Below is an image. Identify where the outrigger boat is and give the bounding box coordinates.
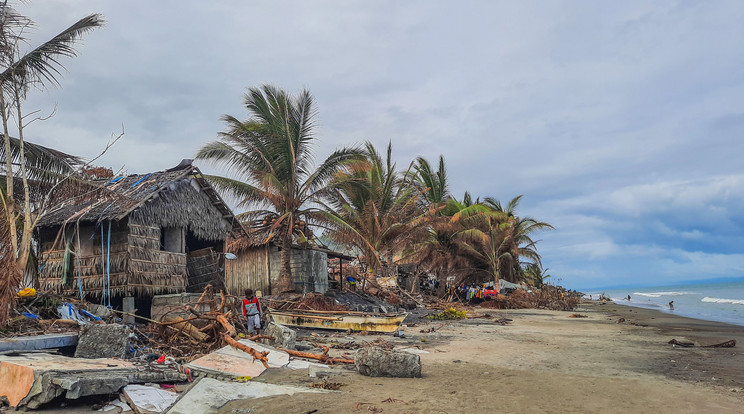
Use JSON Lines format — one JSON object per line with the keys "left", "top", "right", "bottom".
{"left": 268, "top": 308, "right": 407, "bottom": 333}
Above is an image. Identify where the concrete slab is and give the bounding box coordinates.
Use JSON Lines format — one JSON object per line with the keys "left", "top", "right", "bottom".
{"left": 217, "top": 340, "right": 290, "bottom": 368}
{"left": 0, "top": 333, "right": 78, "bottom": 352}
{"left": 0, "top": 353, "right": 186, "bottom": 409}
{"left": 186, "top": 340, "right": 290, "bottom": 378}
{"left": 166, "top": 377, "right": 323, "bottom": 414}
{"left": 122, "top": 384, "right": 178, "bottom": 414}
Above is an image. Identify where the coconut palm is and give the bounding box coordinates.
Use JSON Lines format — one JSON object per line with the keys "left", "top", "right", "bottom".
{"left": 454, "top": 196, "right": 553, "bottom": 285}
{"left": 196, "top": 85, "right": 362, "bottom": 292}
{"left": 321, "top": 141, "right": 430, "bottom": 280}
{"left": 413, "top": 154, "right": 449, "bottom": 207}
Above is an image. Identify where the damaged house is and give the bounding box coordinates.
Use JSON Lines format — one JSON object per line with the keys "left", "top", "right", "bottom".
{"left": 224, "top": 229, "right": 353, "bottom": 296}
{"left": 34, "top": 160, "right": 244, "bottom": 311}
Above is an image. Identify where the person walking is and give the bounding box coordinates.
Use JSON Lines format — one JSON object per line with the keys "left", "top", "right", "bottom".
{"left": 242, "top": 288, "right": 263, "bottom": 335}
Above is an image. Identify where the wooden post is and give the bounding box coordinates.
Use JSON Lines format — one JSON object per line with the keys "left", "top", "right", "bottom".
{"left": 122, "top": 296, "right": 135, "bottom": 324}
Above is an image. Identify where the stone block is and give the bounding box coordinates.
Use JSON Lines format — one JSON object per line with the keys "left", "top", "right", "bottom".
{"left": 355, "top": 347, "right": 422, "bottom": 378}
{"left": 74, "top": 324, "right": 131, "bottom": 359}
{"left": 263, "top": 322, "right": 296, "bottom": 349}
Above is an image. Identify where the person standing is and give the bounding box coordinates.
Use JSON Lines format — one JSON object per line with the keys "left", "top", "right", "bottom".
{"left": 242, "top": 288, "right": 262, "bottom": 335}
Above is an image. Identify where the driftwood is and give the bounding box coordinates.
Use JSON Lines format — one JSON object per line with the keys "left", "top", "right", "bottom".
{"left": 161, "top": 315, "right": 209, "bottom": 341}
{"left": 702, "top": 339, "right": 736, "bottom": 348}
{"left": 223, "top": 334, "right": 270, "bottom": 369}
{"left": 669, "top": 338, "right": 736, "bottom": 348}
{"left": 279, "top": 345, "right": 355, "bottom": 365}
{"left": 216, "top": 314, "right": 237, "bottom": 337}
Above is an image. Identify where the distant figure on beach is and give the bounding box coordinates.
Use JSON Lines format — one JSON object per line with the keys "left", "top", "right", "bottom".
{"left": 590, "top": 295, "right": 592, "bottom": 300}
{"left": 627, "top": 295, "right": 631, "bottom": 301}
{"left": 668, "top": 300, "right": 674, "bottom": 310}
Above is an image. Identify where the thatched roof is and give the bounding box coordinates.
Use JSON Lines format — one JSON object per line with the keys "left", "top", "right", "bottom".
{"left": 227, "top": 227, "right": 355, "bottom": 260}
{"left": 38, "top": 160, "right": 245, "bottom": 239}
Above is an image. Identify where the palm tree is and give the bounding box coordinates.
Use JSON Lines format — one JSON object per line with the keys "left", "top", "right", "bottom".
{"left": 454, "top": 195, "right": 553, "bottom": 286}
{"left": 321, "top": 141, "right": 430, "bottom": 281}
{"left": 196, "top": 85, "right": 362, "bottom": 292}
{"left": 0, "top": 1, "right": 103, "bottom": 323}
{"left": 413, "top": 155, "right": 449, "bottom": 207}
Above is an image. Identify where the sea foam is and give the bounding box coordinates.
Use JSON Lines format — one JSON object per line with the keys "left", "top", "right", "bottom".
{"left": 701, "top": 297, "right": 744, "bottom": 305}
{"left": 633, "top": 291, "right": 692, "bottom": 298}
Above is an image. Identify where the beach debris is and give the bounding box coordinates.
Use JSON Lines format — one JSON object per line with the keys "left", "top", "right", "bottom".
{"left": 0, "top": 333, "right": 78, "bottom": 353}
{"left": 569, "top": 313, "right": 588, "bottom": 318}
{"left": 666, "top": 338, "right": 733, "bottom": 348}
{"left": 0, "top": 352, "right": 185, "bottom": 409}
{"left": 167, "top": 377, "right": 324, "bottom": 414}
{"left": 703, "top": 339, "right": 736, "bottom": 348}
{"left": 353, "top": 402, "right": 383, "bottom": 412}
{"left": 616, "top": 318, "right": 626, "bottom": 323}
{"left": 381, "top": 397, "right": 409, "bottom": 404}
{"left": 263, "top": 322, "right": 297, "bottom": 349}
{"left": 279, "top": 345, "right": 355, "bottom": 365}
{"left": 311, "top": 380, "right": 345, "bottom": 390}
{"left": 121, "top": 384, "right": 178, "bottom": 414}
{"left": 668, "top": 339, "right": 695, "bottom": 347}
{"left": 74, "top": 323, "right": 131, "bottom": 359}
{"left": 223, "top": 334, "right": 271, "bottom": 369}
{"left": 355, "top": 347, "right": 422, "bottom": 378}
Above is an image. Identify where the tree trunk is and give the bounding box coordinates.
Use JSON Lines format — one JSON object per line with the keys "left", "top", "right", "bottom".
{"left": 277, "top": 231, "right": 294, "bottom": 293}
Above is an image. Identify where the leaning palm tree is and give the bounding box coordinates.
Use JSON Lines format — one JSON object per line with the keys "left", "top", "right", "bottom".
{"left": 0, "top": 2, "right": 103, "bottom": 324}
{"left": 196, "top": 85, "right": 362, "bottom": 292}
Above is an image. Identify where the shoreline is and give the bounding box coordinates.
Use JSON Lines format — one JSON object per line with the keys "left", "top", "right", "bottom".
{"left": 221, "top": 301, "right": 744, "bottom": 413}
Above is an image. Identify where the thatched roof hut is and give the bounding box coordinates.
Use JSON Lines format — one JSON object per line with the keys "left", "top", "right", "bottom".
{"left": 35, "top": 159, "right": 244, "bottom": 300}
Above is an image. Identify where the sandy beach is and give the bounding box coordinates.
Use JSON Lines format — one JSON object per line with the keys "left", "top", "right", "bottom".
{"left": 222, "top": 301, "right": 744, "bottom": 414}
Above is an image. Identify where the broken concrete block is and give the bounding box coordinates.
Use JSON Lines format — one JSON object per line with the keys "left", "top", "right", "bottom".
{"left": 0, "top": 353, "right": 186, "bottom": 409}
{"left": 0, "top": 333, "right": 78, "bottom": 352}
{"left": 355, "top": 347, "right": 422, "bottom": 378}
{"left": 75, "top": 324, "right": 131, "bottom": 359}
{"left": 166, "top": 377, "right": 324, "bottom": 414}
{"left": 122, "top": 384, "right": 177, "bottom": 414}
{"left": 263, "top": 322, "right": 296, "bottom": 349}
{"left": 87, "top": 304, "right": 113, "bottom": 319}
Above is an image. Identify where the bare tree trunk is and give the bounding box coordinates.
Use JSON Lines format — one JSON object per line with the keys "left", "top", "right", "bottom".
{"left": 277, "top": 231, "right": 293, "bottom": 293}
{"left": 13, "top": 87, "right": 32, "bottom": 271}
{"left": 1, "top": 91, "right": 18, "bottom": 256}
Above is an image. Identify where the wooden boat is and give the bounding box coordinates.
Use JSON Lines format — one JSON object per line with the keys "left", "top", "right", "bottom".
{"left": 268, "top": 309, "right": 407, "bottom": 333}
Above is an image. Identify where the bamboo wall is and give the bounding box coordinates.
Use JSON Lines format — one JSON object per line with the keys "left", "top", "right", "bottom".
{"left": 37, "top": 220, "right": 187, "bottom": 298}
{"left": 126, "top": 223, "right": 187, "bottom": 296}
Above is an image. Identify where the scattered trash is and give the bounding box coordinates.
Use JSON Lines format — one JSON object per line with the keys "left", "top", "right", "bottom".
{"left": 311, "top": 380, "right": 345, "bottom": 390}
{"left": 568, "top": 313, "right": 588, "bottom": 318}
{"left": 382, "top": 397, "right": 409, "bottom": 404}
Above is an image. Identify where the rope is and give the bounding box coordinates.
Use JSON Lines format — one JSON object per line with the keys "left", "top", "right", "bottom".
{"left": 101, "top": 224, "right": 106, "bottom": 305}
{"left": 107, "top": 221, "right": 112, "bottom": 308}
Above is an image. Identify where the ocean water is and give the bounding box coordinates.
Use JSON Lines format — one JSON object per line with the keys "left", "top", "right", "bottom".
{"left": 584, "top": 280, "right": 744, "bottom": 327}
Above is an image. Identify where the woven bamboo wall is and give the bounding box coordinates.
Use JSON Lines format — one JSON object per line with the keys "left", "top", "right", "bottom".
{"left": 127, "top": 223, "right": 187, "bottom": 296}
{"left": 224, "top": 245, "right": 271, "bottom": 296}
{"left": 38, "top": 221, "right": 130, "bottom": 297}
{"left": 37, "top": 221, "right": 188, "bottom": 297}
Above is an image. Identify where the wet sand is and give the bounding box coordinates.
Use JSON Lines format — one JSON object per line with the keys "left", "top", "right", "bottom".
{"left": 222, "top": 300, "right": 744, "bottom": 414}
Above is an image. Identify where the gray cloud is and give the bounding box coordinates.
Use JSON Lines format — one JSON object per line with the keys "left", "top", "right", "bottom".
{"left": 12, "top": 0, "right": 744, "bottom": 289}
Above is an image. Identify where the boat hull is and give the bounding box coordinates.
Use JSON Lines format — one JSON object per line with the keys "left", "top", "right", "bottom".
{"left": 269, "top": 311, "right": 407, "bottom": 333}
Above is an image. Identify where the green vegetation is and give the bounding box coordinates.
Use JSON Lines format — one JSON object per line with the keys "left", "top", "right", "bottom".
{"left": 198, "top": 84, "right": 554, "bottom": 292}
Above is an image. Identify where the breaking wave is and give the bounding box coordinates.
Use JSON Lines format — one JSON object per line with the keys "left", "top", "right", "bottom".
{"left": 701, "top": 297, "right": 744, "bottom": 305}
{"left": 633, "top": 291, "right": 693, "bottom": 298}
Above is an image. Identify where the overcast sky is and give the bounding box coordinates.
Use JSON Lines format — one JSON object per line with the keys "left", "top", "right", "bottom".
{"left": 16, "top": 1, "right": 744, "bottom": 289}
